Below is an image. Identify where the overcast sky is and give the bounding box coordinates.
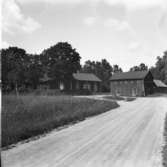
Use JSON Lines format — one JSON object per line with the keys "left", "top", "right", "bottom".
{"left": 2, "top": 0, "right": 167, "bottom": 71}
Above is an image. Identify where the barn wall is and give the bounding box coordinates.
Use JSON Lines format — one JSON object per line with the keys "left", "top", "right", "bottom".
{"left": 154, "top": 87, "right": 167, "bottom": 93}
{"left": 144, "top": 72, "right": 154, "bottom": 95}
{"left": 110, "top": 80, "right": 145, "bottom": 97}
{"left": 71, "top": 80, "right": 101, "bottom": 92}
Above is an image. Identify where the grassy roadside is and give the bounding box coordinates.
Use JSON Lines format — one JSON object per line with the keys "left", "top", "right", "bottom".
{"left": 2, "top": 95, "right": 119, "bottom": 148}
{"left": 163, "top": 114, "right": 167, "bottom": 167}
{"left": 103, "top": 95, "right": 136, "bottom": 102}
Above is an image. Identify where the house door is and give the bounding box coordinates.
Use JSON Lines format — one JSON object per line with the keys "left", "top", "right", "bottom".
{"left": 132, "top": 88, "right": 137, "bottom": 96}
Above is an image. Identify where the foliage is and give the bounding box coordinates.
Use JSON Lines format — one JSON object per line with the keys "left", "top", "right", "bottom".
{"left": 25, "top": 54, "right": 44, "bottom": 89}
{"left": 1, "top": 42, "right": 81, "bottom": 92}
{"left": 113, "top": 64, "right": 123, "bottom": 73}
{"left": 150, "top": 51, "right": 167, "bottom": 84}
{"left": 2, "top": 95, "right": 118, "bottom": 147}
{"left": 1, "top": 47, "right": 28, "bottom": 93}
{"left": 129, "top": 63, "right": 148, "bottom": 72}
{"left": 82, "top": 59, "right": 114, "bottom": 92}
{"left": 41, "top": 42, "right": 81, "bottom": 89}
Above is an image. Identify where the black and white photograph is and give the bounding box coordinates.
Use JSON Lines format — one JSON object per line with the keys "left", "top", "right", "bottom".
{"left": 1, "top": 0, "right": 167, "bottom": 166}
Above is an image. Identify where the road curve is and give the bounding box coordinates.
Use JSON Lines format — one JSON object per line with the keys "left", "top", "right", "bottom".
{"left": 2, "top": 96, "right": 167, "bottom": 167}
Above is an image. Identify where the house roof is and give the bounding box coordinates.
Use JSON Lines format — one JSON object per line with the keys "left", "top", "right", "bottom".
{"left": 73, "top": 73, "right": 101, "bottom": 82}
{"left": 153, "top": 80, "right": 167, "bottom": 87}
{"left": 110, "top": 71, "right": 149, "bottom": 81}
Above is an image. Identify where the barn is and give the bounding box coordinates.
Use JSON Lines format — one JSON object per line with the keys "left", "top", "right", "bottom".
{"left": 39, "top": 72, "right": 101, "bottom": 92}
{"left": 110, "top": 71, "right": 154, "bottom": 96}
{"left": 153, "top": 80, "right": 167, "bottom": 93}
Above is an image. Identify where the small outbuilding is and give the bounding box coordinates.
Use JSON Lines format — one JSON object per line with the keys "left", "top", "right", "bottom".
{"left": 153, "top": 80, "right": 167, "bottom": 93}
{"left": 39, "top": 73, "right": 101, "bottom": 92}
{"left": 110, "top": 71, "right": 154, "bottom": 96}
{"left": 72, "top": 73, "right": 101, "bottom": 92}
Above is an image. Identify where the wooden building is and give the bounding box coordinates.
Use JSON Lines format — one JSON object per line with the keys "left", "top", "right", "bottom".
{"left": 39, "top": 73, "right": 101, "bottom": 92}
{"left": 153, "top": 80, "right": 167, "bottom": 93}
{"left": 71, "top": 73, "right": 101, "bottom": 92}
{"left": 110, "top": 71, "right": 154, "bottom": 96}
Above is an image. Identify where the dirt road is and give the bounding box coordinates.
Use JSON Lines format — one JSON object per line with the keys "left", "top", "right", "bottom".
{"left": 2, "top": 96, "right": 167, "bottom": 167}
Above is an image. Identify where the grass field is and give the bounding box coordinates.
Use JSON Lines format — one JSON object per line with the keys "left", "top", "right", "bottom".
{"left": 103, "top": 95, "right": 136, "bottom": 101}
{"left": 163, "top": 114, "right": 167, "bottom": 167}
{"left": 2, "top": 95, "right": 119, "bottom": 147}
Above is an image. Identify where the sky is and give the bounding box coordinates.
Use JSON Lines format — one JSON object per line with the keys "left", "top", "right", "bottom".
{"left": 1, "top": 0, "right": 167, "bottom": 71}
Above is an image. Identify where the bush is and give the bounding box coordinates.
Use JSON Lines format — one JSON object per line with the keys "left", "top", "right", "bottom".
{"left": 2, "top": 95, "right": 118, "bottom": 147}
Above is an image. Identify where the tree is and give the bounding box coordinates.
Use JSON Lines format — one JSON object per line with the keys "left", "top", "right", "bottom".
{"left": 130, "top": 63, "right": 148, "bottom": 72}
{"left": 41, "top": 42, "right": 81, "bottom": 89}
{"left": 150, "top": 51, "right": 167, "bottom": 84}
{"left": 113, "top": 64, "right": 123, "bottom": 73}
{"left": 1, "top": 47, "right": 28, "bottom": 93}
{"left": 82, "top": 59, "right": 113, "bottom": 92}
{"left": 25, "top": 54, "right": 44, "bottom": 89}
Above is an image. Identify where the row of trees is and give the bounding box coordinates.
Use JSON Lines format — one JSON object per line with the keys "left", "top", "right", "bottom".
{"left": 1, "top": 42, "right": 167, "bottom": 93}
{"left": 81, "top": 60, "right": 122, "bottom": 91}
{"left": 1, "top": 42, "right": 81, "bottom": 92}
{"left": 150, "top": 52, "right": 167, "bottom": 84}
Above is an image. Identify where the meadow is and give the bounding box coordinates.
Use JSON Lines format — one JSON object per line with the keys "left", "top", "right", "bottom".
{"left": 2, "top": 95, "right": 118, "bottom": 147}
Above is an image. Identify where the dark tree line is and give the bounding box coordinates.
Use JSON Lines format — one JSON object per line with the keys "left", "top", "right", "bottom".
{"left": 1, "top": 42, "right": 123, "bottom": 93}
{"left": 150, "top": 51, "right": 167, "bottom": 84}
{"left": 81, "top": 60, "right": 122, "bottom": 91}
{"left": 1, "top": 42, "right": 81, "bottom": 93}
{"left": 1, "top": 41, "right": 167, "bottom": 93}
{"left": 129, "top": 63, "right": 148, "bottom": 72}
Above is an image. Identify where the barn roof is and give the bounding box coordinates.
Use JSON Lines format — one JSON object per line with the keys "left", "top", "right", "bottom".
{"left": 153, "top": 80, "right": 167, "bottom": 87}
{"left": 73, "top": 73, "right": 101, "bottom": 82}
{"left": 110, "top": 71, "right": 149, "bottom": 81}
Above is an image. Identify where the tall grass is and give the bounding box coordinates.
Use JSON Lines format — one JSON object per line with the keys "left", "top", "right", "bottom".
{"left": 2, "top": 95, "right": 118, "bottom": 147}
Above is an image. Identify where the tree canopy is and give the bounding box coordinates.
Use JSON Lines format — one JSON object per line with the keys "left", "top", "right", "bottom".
{"left": 82, "top": 59, "right": 114, "bottom": 92}
{"left": 1, "top": 42, "right": 81, "bottom": 92}
{"left": 41, "top": 42, "right": 81, "bottom": 82}
{"left": 129, "top": 63, "right": 148, "bottom": 72}
{"left": 113, "top": 64, "right": 123, "bottom": 73}
{"left": 1, "top": 47, "right": 27, "bottom": 92}
{"left": 1, "top": 43, "right": 167, "bottom": 93}
{"left": 150, "top": 51, "right": 167, "bottom": 84}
